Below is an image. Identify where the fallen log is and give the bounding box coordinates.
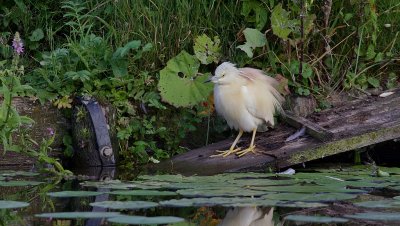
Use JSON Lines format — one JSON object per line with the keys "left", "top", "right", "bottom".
{"left": 151, "top": 89, "right": 400, "bottom": 175}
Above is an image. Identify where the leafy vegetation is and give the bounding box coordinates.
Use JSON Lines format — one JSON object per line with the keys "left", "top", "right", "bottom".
{"left": 0, "top": 0, "right": 399, "bottom": 166}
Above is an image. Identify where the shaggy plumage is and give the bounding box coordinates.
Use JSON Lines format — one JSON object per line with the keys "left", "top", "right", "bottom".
{"left": 209, "top": 62, "right": 284, "bottom": 157}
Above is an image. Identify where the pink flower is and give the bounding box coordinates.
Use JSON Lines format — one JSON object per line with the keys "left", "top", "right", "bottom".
{"left": 12, "top": 32, "right": 24, "bottom": 55}
{"left": 46, "top": 127, "right": 54, "bottom": 136}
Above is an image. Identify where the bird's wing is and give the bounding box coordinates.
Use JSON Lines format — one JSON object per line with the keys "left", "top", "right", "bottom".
{"left": 239, "top": 68, "right": 284, "bottom": 126}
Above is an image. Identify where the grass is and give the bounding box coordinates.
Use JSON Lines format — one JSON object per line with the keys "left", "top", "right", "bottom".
{"left": 84, "top": 0, "right": 244, "bottom": 71}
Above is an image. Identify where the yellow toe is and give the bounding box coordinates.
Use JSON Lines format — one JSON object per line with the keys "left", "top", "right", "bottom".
{"left": 236, "top": 145, "right": 257, "bottom": 157}
{"left": 210, "top": 147, "right": 241, "bottom": 157}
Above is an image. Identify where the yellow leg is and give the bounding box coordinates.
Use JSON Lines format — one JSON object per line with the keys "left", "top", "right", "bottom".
{"left": 211, "top": 130, "right": 243, "bottom": 157}
{"left": 236, "top": 128, "right": 257, "bottom": 157}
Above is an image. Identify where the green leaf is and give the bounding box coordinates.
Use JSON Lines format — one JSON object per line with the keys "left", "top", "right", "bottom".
{"left": 90, "top": 201, "right": 158, "bottom": 210}
{"left": 236, "top": 28, "right": 267, "bottom": 58}
{"left": 241, "top": 0, "right": 269, "bottom": 30}
{"left": 366, "top": 44, "right": 376, "bottom": 60}
{"left": 107, "top": 215, "right": 185, "bottom": 225}
{"left": 288, "top": 60, "right": 313, "bottom": 79}
{"left": 108, "top": 190, "right": 177, "bottom": 196}
{"left": 194, "top": 34, "right": 221, "bottom": 64}
{"left": 345, "top": 212, "right": 400, "bottom": 221}
{"left": 0, "top": 200, "right": 29, "bottom": 209}
{"left": 35, "top": 212, "right": 121, "bottom": 219}
{"left": 160, "top": 197, "right": 278, "bottom": 207}
{"left": 354, "top": 200, "right": 400, "bottom": 209}
{"left": 285, "top": 215, "right": 348, "bottom": 223}
{"left": 276, "top": 202, "right": 328, "bottom": 208}
{"left": 0, "top": 181, "right": 43, "bottom": 186}
{"left": 176, "top": 187, "right": 267, "bottom": 197}
{"left": 47, "top": 191, "right": 104, "bottom": 198}
{"left": 263, "top": 193, "right": 357, "bottom": 202}
{"left": 158, "top": 50, "right": 213, "bottom": 107}
{"left": 29, "top": 28, "right": 44, "bottom": 42}
{"left": 271, "top": 4, "right": 297, "bottom": 40}
{"left": 0, "top": 171, "right": 39, "bottom": 177}
{"left": 114, "top": 40, "right": 141, "bottom": 58}
{"left": 111, "top": 40, "right": 144, "bottom": 77}
{"left": 367, "top": 77, "right": 380, "bottom": 88}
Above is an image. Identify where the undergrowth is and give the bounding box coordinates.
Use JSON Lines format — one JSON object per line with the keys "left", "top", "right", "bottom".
{"left": 0, "top": 0, "right": 398, "bottom": 166}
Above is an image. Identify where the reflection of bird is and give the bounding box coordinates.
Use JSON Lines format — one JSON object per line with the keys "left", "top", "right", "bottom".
{"left": 208, "top": 62, "right": 284, "bottom": 157}
{"left": 219, "top": 207, "right": 275, "bottom": 226}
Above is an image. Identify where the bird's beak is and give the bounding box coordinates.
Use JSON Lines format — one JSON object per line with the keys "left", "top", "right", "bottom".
{"left": 204, "top": 76, "right": 212, "bottom": 83}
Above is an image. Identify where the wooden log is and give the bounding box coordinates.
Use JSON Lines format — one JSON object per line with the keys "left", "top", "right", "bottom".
{"left": 283, "top": 112, "right": 334, "bottom": 141}
{"left": 150, "top": 89, "right": 400, "bottom": 175}
{"left": 0, "top": 98, "right": 69, "bottom": 166}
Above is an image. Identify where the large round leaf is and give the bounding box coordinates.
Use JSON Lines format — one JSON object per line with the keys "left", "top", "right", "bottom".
{"left": 158, "top": 50, "right": 213, "bottom": 107}
{"left": 107, "top": 215, "right": 185, "bottom": 225}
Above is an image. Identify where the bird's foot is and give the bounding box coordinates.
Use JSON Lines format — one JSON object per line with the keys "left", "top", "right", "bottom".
{"left": 210, "top": 148, "right": 241, "bottom": 157}
{"left": 236, "top": 145, "right": 256, "bottom": 157}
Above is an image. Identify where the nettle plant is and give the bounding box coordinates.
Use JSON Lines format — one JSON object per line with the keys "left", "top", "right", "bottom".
{"left": 238, "top": 1, "right": 317, "bottom": 96}
{"left": 237, "top": 0, "right": 398, "bottom": 97}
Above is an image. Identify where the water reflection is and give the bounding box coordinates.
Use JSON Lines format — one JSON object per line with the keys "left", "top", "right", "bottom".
{"left": 220, "top": 207, "right": 275, "bottom": 226}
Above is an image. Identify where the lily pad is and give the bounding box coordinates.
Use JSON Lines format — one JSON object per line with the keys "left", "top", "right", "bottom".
{"left": 158, "top": 50, "right": 213, "bottom": 107}
{"left": 47, "top": 191, "right": 103, "bottom": 198}
{"left": 230, "top": 178, "right": 297, "bottom": 187}
{"left": 137, "top": 174, "right": 189, "bottom": 182}
{"left": 177, "top": 188, "right": 267, "bottom": 197}
{"left": 285, "top": 215, "right": 348, "bottom": 223}
{"left": 250, "top": 184, "right": 365, "bottom": 193}
{"left": 0, "top": 171, "right": 40, "bottom": 177}
{"left": 90, "top": 201, "right": 158, "bottom": 210}
{"left": 160, "top": 197, "right": 278, "bottom": 208}
{"left": 354, "top": 200, "right": 400, "bottom": 209}
{"left": 263, "top": 193, "right": 357, "bottom": 202}
{"left": 35, "top": 212, "right": 121, "bottom": 219}
{"left": 275, "top": 202, "right": 328, "bottom": 208}
{"left": 109, "top": 190, "right": 176, "bottom": 196}
{"left": 81, "top": 180, "right": 138, "bottom": 190}
{"left": 0, "top": 200, "right": 30, "bottom": 209}
{"left": 0, "top": 180, "right": 43, "bottom": 187}
{"left": 107, "top": 215, "right": 185, "bottom": 225}
{"left": 345, "top": 212, "right": 400, "bottom": 221}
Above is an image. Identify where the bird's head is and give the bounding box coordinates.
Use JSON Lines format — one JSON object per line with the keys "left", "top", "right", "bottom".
{"left": 207, "top": 62, "right": 241, "bottom": 85}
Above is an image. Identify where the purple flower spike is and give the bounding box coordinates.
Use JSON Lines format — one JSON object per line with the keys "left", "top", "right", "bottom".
{"left": 12, "top": 32, "right": 24, "bottom": 55}
{"left": 46, "top": 127, "right": 55, "bottom": 136}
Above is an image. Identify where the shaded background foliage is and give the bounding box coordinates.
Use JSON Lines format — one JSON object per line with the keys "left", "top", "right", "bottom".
{"left": 0, "top": 0, "right": 399, "bottom": 166}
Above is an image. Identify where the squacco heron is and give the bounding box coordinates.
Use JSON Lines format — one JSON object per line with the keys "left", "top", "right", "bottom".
{"left": 208, "top": 62, "right": 284, "bottom": 157}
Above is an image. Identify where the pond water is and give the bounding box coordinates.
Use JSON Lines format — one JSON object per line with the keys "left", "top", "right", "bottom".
{"left": 1, "top": 165, "right": 400, "bottom": 226}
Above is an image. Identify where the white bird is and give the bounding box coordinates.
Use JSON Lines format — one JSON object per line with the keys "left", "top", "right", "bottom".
{"left": 208, "top": 62, "right": 284, "bottom": 157}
